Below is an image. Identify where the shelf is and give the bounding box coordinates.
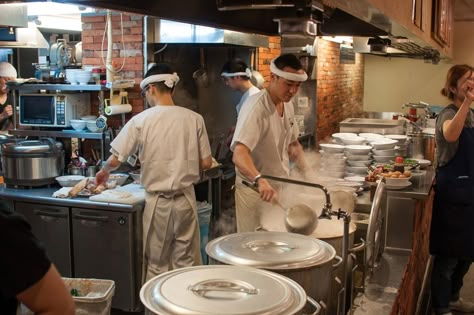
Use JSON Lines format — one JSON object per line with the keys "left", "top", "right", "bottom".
{"left": 9, "top": 129, "right": 106, "bottom": 140}
{"left": 7, "top": 83, "right": 107, "bottom": 92}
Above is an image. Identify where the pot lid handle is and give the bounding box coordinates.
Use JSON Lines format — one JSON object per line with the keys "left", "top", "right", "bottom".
{"left": 189, "top": 281, "right": 258, "bottom": 295}
{"left": 41, "top": 137, "right": 58, "bottom": 154}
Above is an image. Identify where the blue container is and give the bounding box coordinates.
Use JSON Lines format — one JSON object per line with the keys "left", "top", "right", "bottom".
{"left": 197, "top": 204, "right": 212, "bottom": 264}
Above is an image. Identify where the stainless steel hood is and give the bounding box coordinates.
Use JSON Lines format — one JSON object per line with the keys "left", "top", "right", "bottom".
{"left": 0, "top": 23, "right": 49, "bottom": 49}
{"left": 147, "top": 18, "right": 269, "bottom": 47}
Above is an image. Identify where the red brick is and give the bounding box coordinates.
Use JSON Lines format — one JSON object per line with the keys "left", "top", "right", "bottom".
{"left": 82, "top": 16, "right": 105, "bottom": 23}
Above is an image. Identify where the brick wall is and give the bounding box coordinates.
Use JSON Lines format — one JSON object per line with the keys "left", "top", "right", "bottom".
{"left": 257, "top": 36, "right": 281, "bottom": 86}
{"left": 316, "top": 39, "right": 364, "bottom": 142}
{"left": 81, "top": 11, "right": 144, "bottom": 128}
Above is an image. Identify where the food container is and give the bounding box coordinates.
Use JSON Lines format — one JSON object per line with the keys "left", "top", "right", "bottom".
{"left": 206, "top": 231, "right": 337, "bottom": 314}
{"left": 56, "top": 175, "right": 85, "bottom": 187}
{"left": 140, "top": 265, "right": 321, "bottom": 315}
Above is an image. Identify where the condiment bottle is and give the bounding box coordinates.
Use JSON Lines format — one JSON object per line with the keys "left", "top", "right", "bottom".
{"left": 393, "top": 156, "right": 405, "bottom": 173}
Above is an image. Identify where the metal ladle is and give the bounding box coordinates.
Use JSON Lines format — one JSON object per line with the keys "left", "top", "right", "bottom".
{"left": 242, "top": 178, "right": 319, "bottom": 235}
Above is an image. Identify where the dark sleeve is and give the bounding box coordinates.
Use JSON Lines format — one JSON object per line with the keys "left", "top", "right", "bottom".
{"left": 0, "top": 209, "right": 51, "bottom": 298}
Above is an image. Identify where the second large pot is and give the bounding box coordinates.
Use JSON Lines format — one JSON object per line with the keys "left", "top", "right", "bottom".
{"left": 206, "top": 231, "right": 339, "bottom": 314}
{"left": 1, "top": 138, "right": 64, "bottom": 187}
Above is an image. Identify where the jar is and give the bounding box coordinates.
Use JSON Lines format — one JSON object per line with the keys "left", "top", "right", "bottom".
{"left": 393, "top": 156, "right": 405, "bottom": 173}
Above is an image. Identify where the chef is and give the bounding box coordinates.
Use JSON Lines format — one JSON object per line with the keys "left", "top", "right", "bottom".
{"left": 0, "top": 62, "right": 16, "bottom": 132}
{"left": 230, "top": 53, "right": 310, "bottom": 232}
{"left": 95, "top": 63, "right": 212, "bottom": 282}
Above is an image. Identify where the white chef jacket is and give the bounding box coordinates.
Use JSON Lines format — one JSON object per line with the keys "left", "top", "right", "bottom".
{"left": 231, "top": 89, "right": 300, "bottom": 181}
{"left": 110, "top": 105, "right": 211, "bottom": 193}
{"left": 235, "top": 85, "right": 260, "bottom": 115}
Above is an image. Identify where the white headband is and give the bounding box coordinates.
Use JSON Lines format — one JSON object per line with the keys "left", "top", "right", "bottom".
{"left": 221, "top": 68, "right": 252, "bottom": 78}
{"left": 140, "top": 73, "right": 180, "bottom": 89}
{"left": 270, "top": 60, "right": 308, "bottom": 82}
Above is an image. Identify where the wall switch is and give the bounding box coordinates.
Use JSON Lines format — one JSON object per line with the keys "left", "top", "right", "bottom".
{"left": 297, "top": 97, "right": 309, "bottom": 108}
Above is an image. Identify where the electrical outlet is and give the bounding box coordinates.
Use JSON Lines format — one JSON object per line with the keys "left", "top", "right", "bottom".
{"left": 297, "top": 97, "right": 309, "bottom": 108}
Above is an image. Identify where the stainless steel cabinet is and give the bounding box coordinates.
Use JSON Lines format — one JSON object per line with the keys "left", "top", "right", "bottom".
{"left": 15, "top": 202, "right": 72, "bottom": 276}
{"left": 71, "top": 208, "right": 140, "bottom": 311}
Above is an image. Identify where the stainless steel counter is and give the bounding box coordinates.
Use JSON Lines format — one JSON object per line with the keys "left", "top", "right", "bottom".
{"left": 0, "top": 185, "right": 143, "bottom": 212}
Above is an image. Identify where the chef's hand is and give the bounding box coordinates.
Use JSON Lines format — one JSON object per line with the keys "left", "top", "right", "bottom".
{"left": 465, "top": 79, "right": 474, "bottom": 102}
{"left": 257, "top": 178, "right": 278, "bottom": 202}
{"left": 1, "top": 105, "right": 13, "bottom": 119}
{"left": 95, "top": 169, "right": 110, "bottom": 186}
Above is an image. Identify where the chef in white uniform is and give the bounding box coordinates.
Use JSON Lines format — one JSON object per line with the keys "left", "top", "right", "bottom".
{"left": 95, "top": 63, "right": 212, "bottom": 282}
{"left": 221, "top": 59, "right": 260, "bottom": 115}
{"left": 231, "top": 53, "right": 309, "bottom": 232}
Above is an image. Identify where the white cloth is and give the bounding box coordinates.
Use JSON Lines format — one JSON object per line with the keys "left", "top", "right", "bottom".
{"left": 139, "top": 73, "right": 179, "bottom": 89}
{"left": 231, "top": 89, "right": 300, "bottom": 179}
{"left": 221, "top": 68, "right": 252, "bottom": 78}
{"left": 270, "top": 60, "right": 307, "bottom": 82}
{"left": 235, "top": 85, "right": 260, "bottom": 115}
{"left": 110, "top": 105, "right": 211, "bottom": 192}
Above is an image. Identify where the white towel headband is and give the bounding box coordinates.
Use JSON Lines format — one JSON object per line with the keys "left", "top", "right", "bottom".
{"left": 221, "top": 68, "right": 252, "bottom": 78}
{"left": 270, "top": 60, "right": 308, "bottom": 82}
{"left": 140, "top": 73, "right": 180, "bottom": 89}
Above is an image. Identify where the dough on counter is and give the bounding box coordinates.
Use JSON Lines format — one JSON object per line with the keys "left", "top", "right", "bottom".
{"left": 100, "top": 190, "right": 132, "bottom": 199}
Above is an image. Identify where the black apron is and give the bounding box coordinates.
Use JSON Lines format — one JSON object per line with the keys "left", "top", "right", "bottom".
{"left": 430, "top": 106, "right": 474, "bottom": 259}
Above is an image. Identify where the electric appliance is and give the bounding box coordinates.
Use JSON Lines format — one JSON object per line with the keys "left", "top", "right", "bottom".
{"left": 19, "top": 93, "right": 90, "bottom": 128}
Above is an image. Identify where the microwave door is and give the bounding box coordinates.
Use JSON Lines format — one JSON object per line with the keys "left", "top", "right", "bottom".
{"left": 20, "top": 96, "right": 55, "bottom": 126}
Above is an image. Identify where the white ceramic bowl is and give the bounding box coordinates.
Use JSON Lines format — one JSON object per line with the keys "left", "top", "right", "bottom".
{"left": 70, "top": 119, "right": 86, "bottom": 131}
{"left": 81, "top": 115, "right": 97, "bottom": 121}
{"left": 384, "top": 134, "right": 408, "bottom": 144}
{"left": 319, "top": 150, "right": 344, "bottom": 158}
{"left": 370, "top": 139, "right": 398, "bottom": 150}
{"left": 321, "top": 164, "right": 346, "bottom": 172}
{"left": 384, "top": 175, "right": 411, "bottom": 186}
{"left": 129, "top": 171, "right": 141, "bottom": 182}
{"left": 344, "top": 145, "right": 372, "bottom": 155}
{"left": 373, "top": 155, "right": 395, "bottom": 163}
{"left": 347, "top": 160, "right": 372, "bottom": 167}
{"left": 359, "top": 133, "right": 385, "bottom": 141}
{"left": 65, "top": 69, "right": 80, "bottom": 84}
{"left": 86, "top": 120, "right": 100, "bottom": 132}
{"left": 340, "top": 136, "right": 366, "bottom": 145}
{"left": 56, "top": 175, "right": 85, "bottom": 187}
{"left": 373, "top": 148, "right": 396, "bottom": 156}
{"left": 320, "top": 143, "right": 345, "bottom": 153}
{"left": 320, "top": 157, "right": 346, "bottom": 166}
{"left": 109, "top": 173, "right": 129, "bottom": 186}
{"left": 345, "top": 152, "right": 372, "bottom": 161}
{"left": 76, "top": 70, "right": 92, "bottom": 84}
{"left": 347, "top": 166, "right": 368, "bottom": 174}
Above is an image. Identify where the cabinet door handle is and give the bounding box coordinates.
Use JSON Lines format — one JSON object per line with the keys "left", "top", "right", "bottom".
{"left": 73, "top": 213, "right": 109, "bottom": 222}
{"left": 35, "top": 209, "right": 68, "bottom": 218}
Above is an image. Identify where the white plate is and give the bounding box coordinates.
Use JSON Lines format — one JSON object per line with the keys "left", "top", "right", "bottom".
{"left": 359, "top": 133, "right": 385, "bottom": 140}
{"left": 344, "top": 176, "right": 365, "bottom": 183}
{"left": 369, "top": 139, "right": 398, "bottom": 150}
{"left": 409, "top": 158, "right": 431, "bottom": 167}
{"left": 344, "top": 145, "right": 372, "bottom": 154}
{"left": 386, "top": 182, "right": 412, "bottom": 190}
{"left": 320, "top": 143, "right": 345, "bottom": 153}
{"left": 332, "top": 132, "right": 358, "bottom": 139}
{"left": 384, "top": 134, "right": 408, "bottom": 140}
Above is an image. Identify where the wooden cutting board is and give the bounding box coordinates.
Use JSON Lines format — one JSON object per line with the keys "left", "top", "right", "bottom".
{"left": 89, "top": 183, "right": 145, "bottom": 205}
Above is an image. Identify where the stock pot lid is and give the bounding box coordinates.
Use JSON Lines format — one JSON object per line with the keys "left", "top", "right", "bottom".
{"left": 2, "top": 140, "right": 62, "bottom": 154}
{"left": 206, "top": 231, "right": 335, "bottom": 269}
{"left": 140, "top": 265, "right": 306, "bottom": 315}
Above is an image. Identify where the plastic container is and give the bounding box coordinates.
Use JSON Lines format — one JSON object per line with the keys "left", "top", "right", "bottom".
{"left": 197, "top": 202, "right": 212, "bottom": 264}
{"left": 64, "top": 278, "right": 115, "bottom": 315}
{"left": 21, "top": 278, "right": 115, "bottom": 315}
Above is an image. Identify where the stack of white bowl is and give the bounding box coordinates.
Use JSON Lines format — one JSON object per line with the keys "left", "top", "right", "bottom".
{"left": 80, "top": 116, "right": 100, "bottom": 132}
{"left": 319, "top": 143, "right": 346, "bottom": 178}
{"left": 344, "top": 144, "right": 373, "bottom": 177}
{"left": 76, "top": 70, "right": 93, "bottom": 85}
{"left": 370, "top": 138, "right": 399, "bottom": 164}
{"left": 65, "top": 69, "right": 81, "bottom": 85}
{"left": 385, "top": 134, "right": 409, "bottom": 157}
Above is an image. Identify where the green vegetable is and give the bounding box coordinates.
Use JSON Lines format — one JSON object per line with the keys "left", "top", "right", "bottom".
{"left": 70, "top": 288, "right": 80, "bottom": 297}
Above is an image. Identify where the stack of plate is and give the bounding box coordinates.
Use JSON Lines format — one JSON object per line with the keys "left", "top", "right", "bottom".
{"left": 344, "top": 145, "right": 372, "bottom": 177}
{"left": 331, "top": 133, "right": 358, "bottom": 144}
{"left": 319, "top": 144, "right": 346, "bottom": 178}
{"left": 385, "top": 134, "right": 409, "bottom": 157}
{"left": 370, "top": 138, "right": 398, "bottom": 164}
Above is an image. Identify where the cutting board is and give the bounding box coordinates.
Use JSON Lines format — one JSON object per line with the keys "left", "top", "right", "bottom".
{"left": 89, "top": 183, "right": 146, "bottom": 205}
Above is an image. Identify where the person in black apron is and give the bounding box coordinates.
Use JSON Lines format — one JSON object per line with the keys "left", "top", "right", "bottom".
{"left": 0, "top": 62, "right": 16, "bottom": 132}
{"left": 430, "top": 64, "right": 474, "bottom": 315}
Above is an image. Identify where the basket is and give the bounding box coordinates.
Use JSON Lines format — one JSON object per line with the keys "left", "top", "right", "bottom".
{"left": 64, "top": 278, "right": 115, "bottom": 315}
{"left": 19, "top": 278, "right": 115, "bottom": 315}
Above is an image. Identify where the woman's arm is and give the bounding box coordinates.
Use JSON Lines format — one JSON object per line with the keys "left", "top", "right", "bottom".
{"left": 443, "top": 80, "right": 474, "bottom": 142}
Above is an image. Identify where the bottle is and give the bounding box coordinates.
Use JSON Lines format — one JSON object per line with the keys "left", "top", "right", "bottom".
{"left": 393, "top": 156, "right": 405, "bottom": 173}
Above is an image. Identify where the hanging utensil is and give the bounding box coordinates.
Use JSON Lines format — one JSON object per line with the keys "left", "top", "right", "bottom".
{"left": 192, "top": 48, "right": 209, "bottom": 87}
{"left": 250, "top": 48, "right": 264, "bottom": 89}
{"left": 242, "top": 180, "right": 318, "bottom": 235}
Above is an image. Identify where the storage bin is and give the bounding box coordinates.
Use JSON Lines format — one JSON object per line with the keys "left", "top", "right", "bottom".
{"left": 65, "top": 277, "right": 115, "bottom": 315}
{"left": 197, "top": 202, "right": 212, "bottom": 264}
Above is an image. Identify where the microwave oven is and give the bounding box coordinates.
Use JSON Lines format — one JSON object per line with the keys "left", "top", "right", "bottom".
{"left": 19, "top": 93, "right": 91, "bottom": 128}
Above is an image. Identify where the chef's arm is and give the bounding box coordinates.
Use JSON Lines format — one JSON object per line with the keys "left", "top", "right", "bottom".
{"left": 17, "top": 264, "right": 75, "bottom": 315}
{"left": 288, "top": 140, "right": 308, "bottom": 172}
{"left": 232, "top": 142, "right": 277, "bottom": 201}
{"left": 443, "top": 80, "right": 474, "bottom": 142}
{"left": 95, "top": 154, "right": 121, "bottom": 185}
{"left": 200, "top": 155, "right": 213, "bottom": 170}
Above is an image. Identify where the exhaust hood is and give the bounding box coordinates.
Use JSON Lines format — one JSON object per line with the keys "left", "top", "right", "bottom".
{"left": 0, "top": 23, "right": 49, "bottom": 49}
{"left": 353, "top": 36, "right": 441, "bottom": 64}
{"left": 147, "top": 18, "right": 269, "bottom": 47}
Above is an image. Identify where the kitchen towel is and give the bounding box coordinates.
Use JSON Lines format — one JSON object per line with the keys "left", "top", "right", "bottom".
{"left": 89, "top": 183, "right": 145, "bottom": 204}
{"left": 105, "top": 104, "right": 132, "bottom": 116}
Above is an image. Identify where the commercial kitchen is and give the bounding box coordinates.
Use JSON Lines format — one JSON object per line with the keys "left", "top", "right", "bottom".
{"left": 0, "top": 0, "right": 473, "bottom": 314}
